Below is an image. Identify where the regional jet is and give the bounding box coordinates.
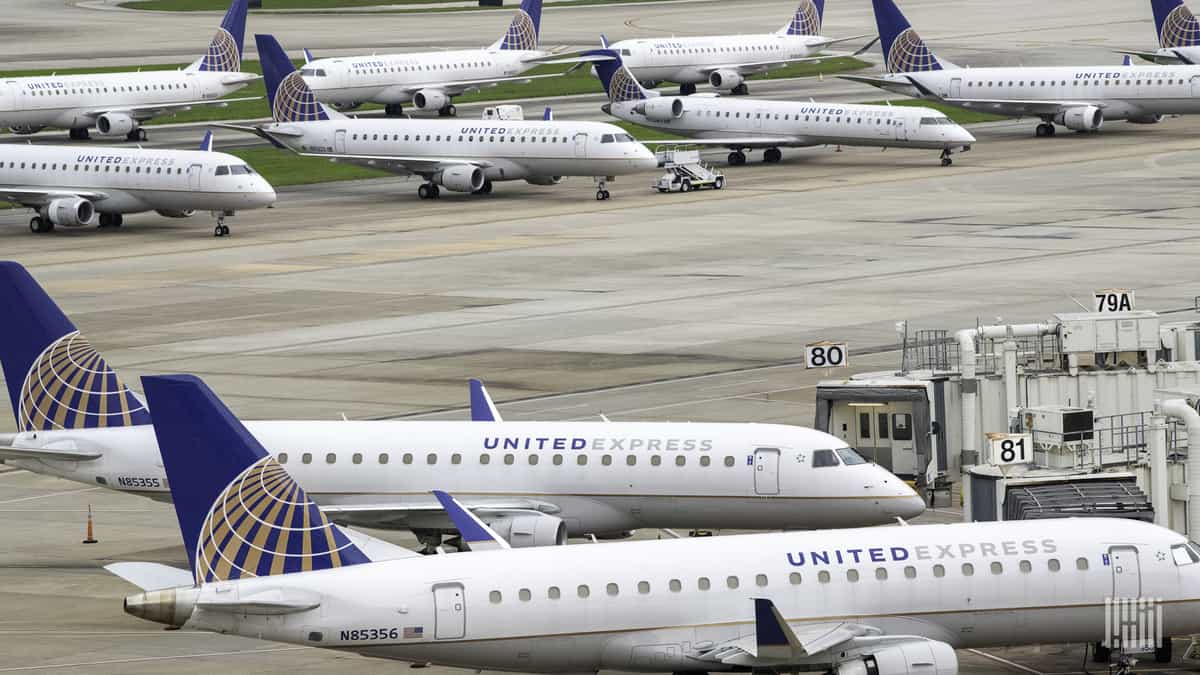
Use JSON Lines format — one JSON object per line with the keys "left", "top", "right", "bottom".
{"left": 112, "top": 372, "right": 1200, "bottom": 672}
{"left": 0, "top": 0, "right": 258, "bottom": 141}
{"left": 843, "top": 0, "right": 1200, "bottom": 136}
{"left": 601, "top": 0, "right": 870, "bottom": 95}
{"left": 0, "top": 132, "right": 275, "bottom": 235}
{"left": 1116, "top": 0, "right": 1200, "bottom": 65}
{"left": 223, "top": 35, "right": 655, "bottom": 201}
{"left": 0, "top": 262, "right": 924, "bottom": 550}
{"left": 593, "top": 50, "right": 974, "bottom": 166}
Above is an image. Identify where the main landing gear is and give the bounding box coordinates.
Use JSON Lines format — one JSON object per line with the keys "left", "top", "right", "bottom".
{"left": 763, "top": 147, "right": 782, "bottom": 163}
{"left": 29, "top": 216, "right": 53, "bottom": 233}
{"left": 418, "top": 183, "right": 441, "bottom": 200}
{"left": 731, "top": 83, "right": 750, "bottom": 96}
{"left": 213, "top": 215, "right": 230, "bottom": 237}
{"left": 437, "top": 104, "right": 458, "bottom": 117}
{"left": 384, "top": 103, "right": 404, "bottom": 117}
{"left": 727, "top": 150, "right": 747, "bottom": 166}
{"left": 1035, "top": 122, "right": 1057, "bottom": 137}
{"left": 126, "top": 128, "right": 148, "bottom": 142}
{"left": 69, "top": 128, "right": 90, "bottom": 141}
{"left": 679, "top": 82, "right": 697, "bottom": 96}
{"left": 97, "top": 213, "right": 123, "bottom": 228}
{"left": 595, "top": 177, "right": 611, "bottom": 201}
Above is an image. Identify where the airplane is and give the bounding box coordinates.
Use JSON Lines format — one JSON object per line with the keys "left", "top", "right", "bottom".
{"left": 0, "top": 261, "right": 925, "bottom": 550}
{"left": 112, "top": 372, "right": 1199, "bottom": 672}
{"left": 1117, "top": 0, "right": 1200, "bottom": 65}
{"left": 0, "top": 131, "right": 275, "bottom": 236}
{"left": 0, "top": 0, "right": 258, "bottom": 142}
{"left": 301, "top": 0, "right": 574, "bottom": 117}
{"left": 222, "top": 35, "right": 656, "bottom": 201}
{"left": 600, "top": 0, "right": 870, "bottom": 96}
{"left": 842, "top": 0, "right": 1200, "bottom": 136}
{"left": 592, "top": 50, "right": 975, "bottom": 166}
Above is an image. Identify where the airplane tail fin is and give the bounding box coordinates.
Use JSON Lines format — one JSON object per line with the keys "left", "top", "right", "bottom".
{"left": 255, "top": 34, "right": 336, "bottom": 122}
{"left": 469, "top": 378, "right": 502, "bottom": 421}
{"left": 198, "top": 130, "right": 214, "bottom": 151}
{"left": 141, "top": 374, "right": 371, "bottom": 584}
{"left": 543, "top": 106, "right": 553, "bottom": 121}
{"left": 0, "top": 261, "right": 150, "bottom": 432}
{"left": 495, "top": 0, "right": 543, "bottom": 50}
{"left": 1153, "top": 0, "right": 1200, "bottom": 48}
{"left": 303, "top": 48, "right": 316, "bottom": 64}
{"left": 188, "top": 0, "right": 248, "bottom": 72}
{"left": 588, "top": 49, "right": 650, "bottom": 102}
{"left": 871, "top": 0, "right": 947, "bottom": 72}
{"left": 778, "top": 0, "right": 825, "bottom": 36}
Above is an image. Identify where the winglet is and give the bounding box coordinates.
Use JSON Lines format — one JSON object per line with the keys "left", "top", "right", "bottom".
{"left": 1123, "top": 54, "right": 1133, "bottom": 66}
{"left": 469, "top": 378, "right": 503, "bottom": 421}
{"left": 198, "top": 130, "right": 214, "bottom": 152}
{"left": 600, "top": 33, "right": 610, "bottom": 48}
{"left": 543, "top": 106, "right": 553, "bottom": 121}
{"left": 432, "top": 490, "right": 511, "bottom": 551}
{"left": 754, "top": 598, "right": 803, "bottom": 658}
{"left": 303, "top": 48, "right": 315, "bottom": 64}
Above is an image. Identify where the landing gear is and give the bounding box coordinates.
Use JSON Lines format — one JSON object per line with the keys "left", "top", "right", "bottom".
{"left": 595, "top": 177, "right": 611, "bottom": 201}
{"left": 97, "top": 213, "right": 123, "bottom": 228}
{"left": 727, "top": 150, "right": 747, "bottom": 166}
{"left": 731, "top": 83, "right": 750, "bottom": 96}
{"left": 29, "top": 216, "right": 52, "bottom": 233}
{"left": 763, "top": 147, "right": 782, "bottom": 163}
{"left": 1035, "top": 122, "right": 1056, "bottom": 137}
{"left": 472, "top": 179, "right": 493, "bottom": 195}
{"left": 679, "top": 82, "right": 697, "bottom": 96}
{"left": 1155, "top": 637, "right": 1173, "bottom": 664}
{"left": 126, "top": 127, "right": 147, "bottom": 142}
{"left": 418, "top": 183, "right": 441, "bottom": 199}
{"left": 437, "top": 104, "right": 457, "bottom": 117}
{"left": 384, "top": 103, "right": 404, "bottom": 117}
{"left": 940, "top": 148, "right": 953, "bottom": 166}
{"left": 213, "top": 216, "right": 230, "bottom": 237}
{"left": 68, "top": 128, "right": 90, "bottom": 141}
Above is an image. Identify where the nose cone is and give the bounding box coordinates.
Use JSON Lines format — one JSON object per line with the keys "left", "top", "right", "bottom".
{"left": 873, "top": 465, "right": 927, "bottom": 520}
{"left": 635, "top": 143, "right": 658, "bottom": 169}
{"left": 954, "top": 126, "right": 976, "bottom": 145}
{"left": 254, "top": 178, "right": 277, "bottom": 208}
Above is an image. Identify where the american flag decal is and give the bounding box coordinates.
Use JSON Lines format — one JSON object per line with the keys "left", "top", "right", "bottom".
{"left": 403, "top": 626, "right": 424, "bottom": 639}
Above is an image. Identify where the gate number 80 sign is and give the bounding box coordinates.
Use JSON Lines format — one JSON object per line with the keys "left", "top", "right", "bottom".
{"left": 805, "top": 342, "right": 848, "bottom": 369}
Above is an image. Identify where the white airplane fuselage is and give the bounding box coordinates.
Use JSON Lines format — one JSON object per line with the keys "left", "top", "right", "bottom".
{"left": 608, "top": 97, "right": 975, "bottom": 150}
{"left": 170, "top": 518, "right": 1200, "bottom": 672}
{"left": 608, "top": 33, "right": 829, "bottom": 86}
{"left": 0, "top": 144, "right": 276, "bottom": 217}
{"left": 266, "top": 118, "right": 657, "bottom": 181}
{"left": 0, "top": 71, "right": 251, "bottom": 135}
{"left": 6, "top": 421, "right": 924, "bottom": 534}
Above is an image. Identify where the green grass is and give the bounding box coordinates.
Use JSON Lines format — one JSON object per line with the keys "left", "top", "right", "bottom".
{"left": 868, "top": 98, "right": 1007, "bottom": 124}
{"left": 229, "top": 147, "right": 390, "bottom": 186}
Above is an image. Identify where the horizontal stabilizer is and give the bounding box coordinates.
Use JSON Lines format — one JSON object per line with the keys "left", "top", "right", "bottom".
{"left": 432, "top": 490, "right": 511, "bottom": 551}
{"left": 643, "top": 136, "right": 802, "bottom": 149}
{"left": 0, "top": 444, "right": 101, "bottom": 461}
{"left": 197, "top": 587, "right": 322, "bottom": 615}
{"left": 104, "top": 562, "right": 193, "bottom": 591}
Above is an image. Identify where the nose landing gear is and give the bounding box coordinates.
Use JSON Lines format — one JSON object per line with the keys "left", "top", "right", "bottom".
{"left": 595, "top": 176, "right": 612, "bottom": 201}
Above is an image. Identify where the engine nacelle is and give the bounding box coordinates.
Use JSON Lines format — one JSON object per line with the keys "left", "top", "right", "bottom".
{"left": 524, "top": 175, "right": 563, "bottom": 186}
{"left": 96, "top": 112, "right": 137, "bottom": 137}
{"left": 638, "top": 97, "right": 684, "bottom": 122}
{"left": 485, "top": 513, "right": 567, "bottom": 548}
{"left": 437, "top": 165, "right": 485, "bottom": 193}
{"left": 1126, "top": 113, "right": 1163, "bottom": 124}
{"left": 9, "top": 125, "right": 44, "bottom": 135}
{"left": 45, "top": 197, "right": 96, "bottom": 227}
{"left": 154, "top": 209, "right": 196, "bottom": 218}
{"left": 413, "top": 89, "right": 448, "bottom": 111}
{"left": 1055, "top": 105, "right": 1103, "bottom": 131}
{"left": 708, "top": 69, "right": 743, "bottom": 90}
{"left": 833, "top": 640, "right": 958, "bottom": 675}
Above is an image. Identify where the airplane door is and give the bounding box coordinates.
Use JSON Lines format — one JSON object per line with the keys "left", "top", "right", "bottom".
{"left": 573, "top": 132, "right": 588, "bottom": 158}
{"left": 1109, "top": 546, "right": 1142, "bottom": 599}
{"left": 894, "top": 117, "right": 909, "bottom": 141}
{"left": 753, "top": 447, "right": 780, "bottom": 495}
{"left": 949, "top": 78, "right": 962, "bottom": 98}
{"left": 1191, "top": 76, "right": 1200, "bottom": 97}
{"left": 334, "top": 129, "right": 347, "bottom": 154}
{"left": 187, "top": 163, "right": 203, "bottom": 190}
{"left": 754, "top": 110, "right": 766, "bottom": 130}
{"left": 432, "top": 582, "right": 466, "bottom": 639}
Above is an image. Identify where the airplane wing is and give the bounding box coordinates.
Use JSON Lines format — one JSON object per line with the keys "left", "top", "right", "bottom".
{"left": 0, "top": 444, "right": 102, "bottom": 461}
{"left": 0, "top": 187, "right": 109, "bottom": 209}
{"left": 643, "top": 136, "right": 804, "bottom": 149}
{"left": 84, "top": 96, "right": 262, "bottom": 122}
{"left": 940, "top": 97, "right": 1106, "bottom": 116}
{"left": 209, "top": 122, "right": 299, "bottom": 150}
{"left": 296, "top": 151, "right": 493, "bottom": 177}
{"left": 321, "top": 496, "right": 557, "bottom": 519}
{"left": 1112, "top": 48, "right": 1194, "bottom": 65}
{"left": 704, "top": 36, "right": 878, "bottom": 75}
{"left": 387, "top": 73, "right": 565, "bottom": 97}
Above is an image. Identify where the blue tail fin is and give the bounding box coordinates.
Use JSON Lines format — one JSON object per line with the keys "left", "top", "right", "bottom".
{"left": 1153, "top": 0, "right": 1200, "bottom": 47}
{"left": 141, "top": 374, "right": 370, "bottom": 584}
{"left": 196, "top": 0, "right": 247, "bottom": 72}
{"left": 255, "top": 34, "right": 330, "bottom": 123}
{"left": 588, "top": 49, "right": 647, "bottom": 102}
{"left": 871, "top": 0, "right": 944, "bottom": 73}
{"left": 543, "top": 106, "right": 553, "bottom": 121}
{"left": 781, "top": 0, "right": 825, "bottom": 36}
{"left": 498, "top": 0, "right": 542, "bottom": 50}
{"left": 0, "top": 262, "right": 150, "bottom": 432}
{"left": 469, "top": 378, "right": 502, "bottom": 421}
{"left": 198, "top": 130, "right": 214, "bottom": 151}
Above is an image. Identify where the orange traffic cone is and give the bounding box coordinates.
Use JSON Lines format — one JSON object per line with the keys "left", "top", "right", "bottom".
{"left": 82, "top": 504, "right": 98, "bottom": 544}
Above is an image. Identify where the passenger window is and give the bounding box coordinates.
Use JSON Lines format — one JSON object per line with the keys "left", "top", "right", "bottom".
{"left": 637, "top": 581, "right": 650, "bottom": 594}
{"left": 726, "top": 576, "right": 739, "bottom": 589}
{"left": 325, "top": 453, "right": 336, "bottom": 464}
{"left": 875, "top": 568, "right": 888, "bottom": 581}
{"left": 402, "top": 453, "right": 413, "bottom": 464}
{"left": 904, "top": 566, "right": 916, "bottom": 579}
{"left": 577, "top": 585, "right": 590, "bottom": 598}
{"left": 602, "top": 454, "right": 612, "bottom": 466}
{"left": 698, "top": 577, "right": 711, "bottom": 590}
{"left": 723, "top": 456, "right": 735, "bottom": 467}
{"left": 818, "top": 571, "right": 831, "bottom": 584}
{"left": 812, "top": 449, "right": 840, "bottom": 467}
{"left": 489, "top": 591, "right": 502, "bottom": 604}
{"left": 553, "top": 454, "right": 563, "bottom": 465}
{"left": 379, "top": 452, "right": 389, "bottom": 464}
{"left": 302, "top": 452, "right": 312, "bottom": 464}
{"left": 1019, "top": 560, "right": 1032, "bottom": 573}
{"left": 577, "top": 455, "right": 588, "bottom": 466}
{"left": 519, "top": 589, "right": 531, "bottom": 602}
{"left": 1049, "top": 559, "right": 1061, "bottom": 572}
{"left": 352, "top": 453, "right": 362, "bottom": 465}
{"left": 669, "top": 579, "right": 682, "bottom": 592}
{"left": 789, "top": 572, "right": 802, "bottom": 585}
{"left": 675, "top": 456, "right": 686, "bottom": 467}
{"left": 548, "top": 586, "right": 561, "bottom": 599}
{"left": 962, "top": 563, "right": 975, "bottom": 577}
{"left": 606, "top": 583, "right": 619, "bottom": 596}
{"left": 451, "top": 453, "right": 461, "bottom": 465}
{"left": 847, "top": 569, "right": 859, "bottom": 582}
{"left": 426, "top": 453, "right": 437, "bottom": 465}
{"left": 529, "top": 454, "right": 539, "bottom": 465}
{"left": 755, "top": 574, "right": 768, "bottom": 587}
{"left": 626, "top": 455, "right": 637, "bottom": 466}
{"left": 277, "top": 452, "right": 288, "bottom": 464}
{"left": 933, "top": 564, "right": 945, "bottom": 578}
{"left": 480, "top": 453, "right": 490, "bottom": 464}
{"left": 1076, "top": 558, "right": 1089, "bottom": 571}
{"left": 700, "top": 456, "right": 711, "bottom": 467}
{"left": 504, "top": 453, "right": 515, "bottom": 465}
{"left": 650, "top": 455, "right": 661, "bottom": 466}
{"left": 990, "top": 562, "right": 1003, "bottom": 575}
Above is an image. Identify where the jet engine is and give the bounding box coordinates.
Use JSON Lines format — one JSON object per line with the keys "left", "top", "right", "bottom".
{"left": 413, "top": 89, "right": 448, "bottom": 111}
{"left": 8, "top": 125, "right": 44, "bottom": 135}
{"left": 154, "top": 209, "right": 196, "bottom": 218}
{"left": 833, "top": 640, "right": 958, "bottom": 675}
{"left": 96, "top": 112, "right": 137, "bottom": 137}
{"left": 636, "top": 97, "right": 684, "bottom": 122}
{"left": 484, "top": 513, "right": 567, "bottom": 547}
{"left": 437, "top": 165, "right": 485, "bottom": 193}
{"left": 1054, "top": 106, "right": 1103, "bottom": 132}
{"left": 1126, "top": 113, "right": 1163, "bottom": 124}
{"left": 45, "top": 197, "right": 96, "bottom": 227}
{"left": 525, "top": 176, "right": 563, "bottom": 186}
{"left": 708, "top": 69, "right": 744, "bottom": 90}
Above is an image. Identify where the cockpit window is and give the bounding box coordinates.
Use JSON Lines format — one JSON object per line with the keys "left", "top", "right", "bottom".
{"left": 300, "top": 68, "right": 327, "bottom": 77}
{"left": 919, "top": 116, "right": 953, "bottom": 125}
{"left": 229, "top": 165, "right": 254, "bottom": 175}
{"left": 621, "top": 49, "right": 632, "bottom": 56}
{"left": 615, "top": 133, "right": 635, "bottom": 142}
{"left": 813, "top": 449, "right": 841, "bottom": 468}
{"left": 215, "top": 165, "right": 229, "bottom": 176}
{"left": 1171, "top": 543, "right": 1200, "bottom": 565}
{"left": 601, "top": 133, "right": 615, "bottom": 143}
{"left": 835, "top": 447, "right": 868, "bottom": 465}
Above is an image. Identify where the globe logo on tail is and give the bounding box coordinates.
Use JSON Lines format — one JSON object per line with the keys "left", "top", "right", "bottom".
{"left": 195, "top": 456, "right": 367, "bottom": 582}
{"left": 201, "top": 28, "right": 242, "bottom": 73}
{"left": 18, "top": 332, "right": 150, "bottom": 432}
{"left": 1161, "top": 5, "right": 1200, "bottom": 47}
{"left": 610, "top": 67, "right": 644, "bottom": 103}
{"left": 886, "top": 28, "right": 939, "bottom": 73}
{"left": 501, "top": 11, "right": 538, "bottom": 51}
{"left": 273, "top": 71, "right": 328, "bottom": 122}
{"left": 787, "top": 0, "right": 823, "bottom": 36}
